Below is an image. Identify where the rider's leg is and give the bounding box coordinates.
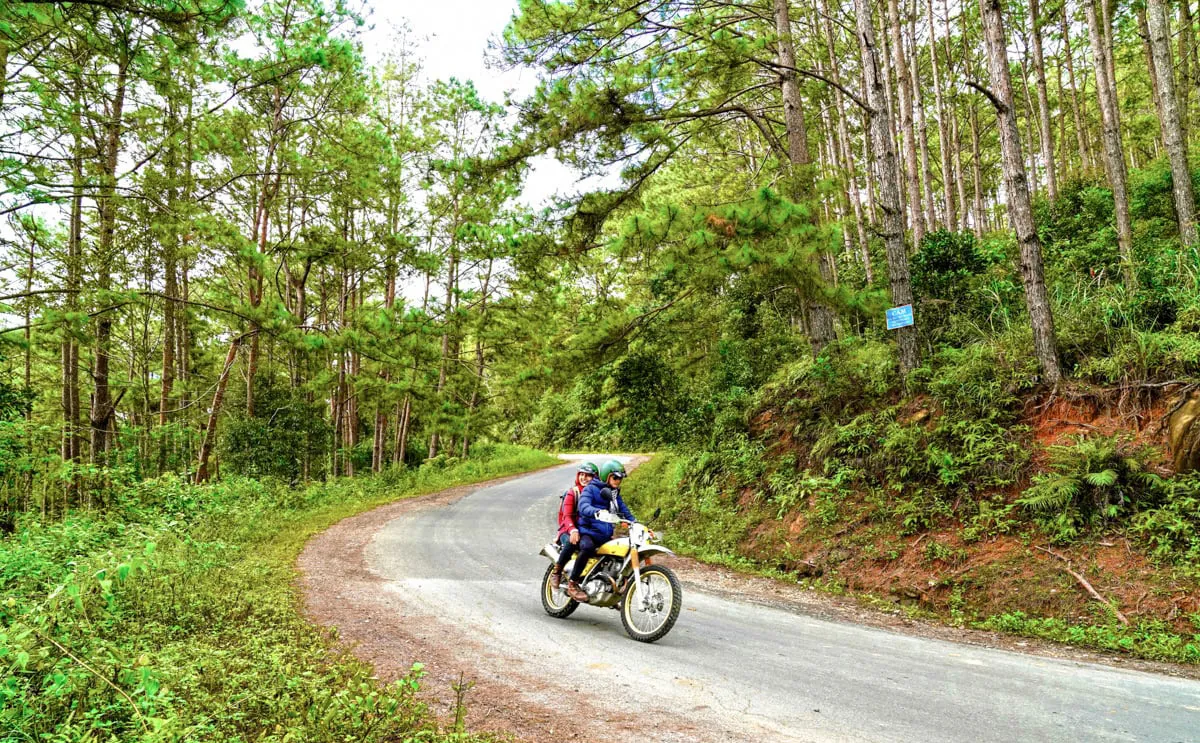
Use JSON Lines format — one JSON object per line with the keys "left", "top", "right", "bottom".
{"left": 566, "top": 535, "right": 598, "bottom": 601}
{"left": 552, "top": 533, "right": 575, "bottom": 588}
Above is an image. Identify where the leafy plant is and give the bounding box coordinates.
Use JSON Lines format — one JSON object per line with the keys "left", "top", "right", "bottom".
{"left": 1018, "top": 435, "right": 1162, "bottom": 543}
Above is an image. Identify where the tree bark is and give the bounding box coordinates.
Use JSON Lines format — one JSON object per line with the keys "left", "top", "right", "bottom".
{"left": 970, "top": 103, "right": 986, "bottom": 240}
{"left": 820, "top": 0, "right": 873, "bottom": 283}
{"left": 1061, "top": 7, "right": 1093, "bottom": 172}
{"left": 196, "top": 336, "right": 243, "bottom": 483}
{"left": 90, "top": 51, "right": 129, "bottom": 462}
{"left": 429, "top": 253, "right": 457, "bottom": 459}
{"left": 1019, "top": 55, "right": 1041, "bottom": 197}
{"left": 887, "top": 0, "right": 925, "bottom": 245}
{"left": 908, "top": 8, "right": 937, "bottom": 231}
{"left": 856, "top": 0, "right": 920, "bottom": 377}
{"left": 1139, "top": 5, "right": 1168, "bottom": 151}
{"left": 1180, "top": 0, "right": 1193, "bottom": 137}
{"left": 927, "top": 0, "right": 955, "bottom": 229}
{"left": 1085, "top": 0, "right": 1136, "bottom": 287}
{"left": 1147, "top": 0, "right": 1199, "bottom": 246}
{"left": 978, "top": 0, "right": 1062, "bottom": 386}
{"left": 774, "top": 0, "right": 836, "bottom": 354}
{"left": 63, "top": 65, "right": 84, "bottom": 469}
{"left": 1029, "top": 0, "right": 1058, "bottom": 200}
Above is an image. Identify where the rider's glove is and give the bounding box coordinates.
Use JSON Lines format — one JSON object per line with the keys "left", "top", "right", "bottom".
{"left": 595, "top": 509, "right": 620, "bottom": 524}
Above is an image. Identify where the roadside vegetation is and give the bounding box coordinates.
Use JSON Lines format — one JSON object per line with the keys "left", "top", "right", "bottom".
{"left": 6, "top": 0, "right": 1200, "bottom": 737}
{"left": 1, "top": 445, "right": 555, "bottom": 741}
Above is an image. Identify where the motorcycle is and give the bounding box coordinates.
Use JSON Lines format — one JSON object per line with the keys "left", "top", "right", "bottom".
{"left": 538, "top": 509, "right": 682, "bottom": 643}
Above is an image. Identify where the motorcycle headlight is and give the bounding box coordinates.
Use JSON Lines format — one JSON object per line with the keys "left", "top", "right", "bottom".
{"left": 629, "top": 523, "right": 647, "bottom": 545}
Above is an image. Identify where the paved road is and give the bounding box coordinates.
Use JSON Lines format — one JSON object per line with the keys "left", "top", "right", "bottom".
{"left": 366, "top": 460, "right": 1200, "bottom": 743}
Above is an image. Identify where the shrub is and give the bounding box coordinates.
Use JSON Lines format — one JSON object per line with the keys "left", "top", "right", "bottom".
{"left": 912, "top": 230, "right": 986, "bottom": 308}
{"left": 220, "top": 382, "right": 332, "bottom": 482}
{"left": 1018, "top": 435, "right": 1162, "bottom": 543}
{"left": 1132, "top": 473, "right": 1200, "bottom": 573}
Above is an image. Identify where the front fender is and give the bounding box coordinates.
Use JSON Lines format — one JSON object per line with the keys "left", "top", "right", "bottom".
{"left": 635, "top": 544, "right": 675, "bottom": 558}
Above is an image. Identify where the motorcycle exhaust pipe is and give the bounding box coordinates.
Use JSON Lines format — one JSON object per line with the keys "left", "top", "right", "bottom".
{"left": 539, "top": 542, "right": 561, "bottom": 562}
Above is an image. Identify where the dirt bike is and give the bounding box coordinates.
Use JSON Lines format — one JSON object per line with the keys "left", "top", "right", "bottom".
{"left": 538, "top": 509, "right": 682, "bottom": 643}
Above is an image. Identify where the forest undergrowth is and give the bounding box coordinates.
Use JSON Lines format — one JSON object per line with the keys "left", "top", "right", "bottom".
{"left": 0, "top": 445, "right": 556, "bottom": 742}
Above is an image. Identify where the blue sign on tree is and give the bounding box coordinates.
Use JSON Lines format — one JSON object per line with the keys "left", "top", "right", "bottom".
{"left": 886, "top": 304, "right": 914, "bottom": 330}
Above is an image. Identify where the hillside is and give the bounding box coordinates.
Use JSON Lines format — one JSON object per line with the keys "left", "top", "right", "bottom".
{"left": 626, "top": 367, "right": 1200, "bottom": 663}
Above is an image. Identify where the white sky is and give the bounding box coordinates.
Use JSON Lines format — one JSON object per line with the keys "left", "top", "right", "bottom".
{"left": 362, "top": 0, "right": 608, "bottom": 208}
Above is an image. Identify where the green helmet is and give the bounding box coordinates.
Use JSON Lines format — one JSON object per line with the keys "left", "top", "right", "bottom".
{"left": 577, "top": 461, "right": 599, "bottom": 477}
{"left": 599, "top": 459, "right": 627, "bottom": 482}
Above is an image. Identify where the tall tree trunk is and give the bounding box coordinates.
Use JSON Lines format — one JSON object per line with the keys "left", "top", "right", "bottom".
{"left": 159, "top": 105, "right": 178, "bottom": 432}
{"left": 1147, "top": 0, "right": 1199, "bottom": 246}
{"left": 1061, "top": 7, "right": 1093, "bottom": 171}
{"left": 90, "top": 53, "right": 129, "bottom": 463}
{"left": 887, "top": 0, "right": 925, "bottom": 245}
{"left": 927, "top": 0, "right": 955, "bottom": 229}
{"left": 1019, "top": 56, "right": 1041, "bottom": 196}
{"left": 978, "top": 0, "right": 1062, "bottom": 385}
{"left": 856, "top": 0, "right": 920, "bottom": 377}
{"left": 820, "top": 0, "right": 873, "bottom": 283}
{"left": 1085, "top": 0, "right": 1136, "bottom": 288}
{"left": 912, "top": 25, "right": 938, "bottom": 231}
{"left": 1180, "top": 0, "right": 1194, "bottom": 137}
{"left": 952, "top": 105, "right": 969, "bottom": 232}
{"left": 1029, "top": 0, "right": 1058, "bottom": 200}
{"left": 970, "top": 103, "right": 986, "bottom": 239}
{"left": 1139, "top": 5, "right": 1169, "bottom": 151}
{"left": 63, "top": 68, "right": 84, "bottom": 470}
{"left": 462, "top": 259, "right": 494, "bottom": 457}
{"left": 1054, "top": 48, "right": 1072, "bottom": 178}
{"left": 247, "top": 87, "right": 284, "bottom": 418}
{"left": 396, "top": 271, "right": 431, "bottom": 465}
{"left": 429, "top": 254, "right": 457, "bottom": 459}
{"left": 774, "top": 0, "right": 836, "bottom": 353}
{"left": 196, "top": 336, "right": 242, "bottom": 483}
{"left": 1185, "top": 0, "right": 1200, "bottom": 124}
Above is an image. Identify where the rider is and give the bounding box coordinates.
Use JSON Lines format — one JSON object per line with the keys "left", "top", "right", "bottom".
{"left": 565, "top": 459, "right": 635, "bottom": 603}
{"left": 552, "top": 461, "right": 598, "bottom": 589}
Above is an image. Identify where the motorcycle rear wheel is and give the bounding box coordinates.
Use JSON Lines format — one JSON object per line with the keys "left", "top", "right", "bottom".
{"left": 541, "top": 562, "right": 579, "bottom": 618}
{"left": 620, "top": 564, "right": 681, "bottom": 643}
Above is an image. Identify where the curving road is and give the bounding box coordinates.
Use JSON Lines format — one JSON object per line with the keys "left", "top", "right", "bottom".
{"left": 364, "top": 460, "right": 1200, "bottom": 743}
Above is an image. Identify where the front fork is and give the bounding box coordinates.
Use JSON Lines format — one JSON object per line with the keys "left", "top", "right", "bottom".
{"left": 627, "top": 548, "right": 643, "bottom": 606}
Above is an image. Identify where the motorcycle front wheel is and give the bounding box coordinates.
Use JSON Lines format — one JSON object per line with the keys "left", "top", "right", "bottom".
{"left": 540, "top": 562, "right": 579, "bottom": 618}
{"left": 620, "top": 564, "right": 682, "bottom": 643}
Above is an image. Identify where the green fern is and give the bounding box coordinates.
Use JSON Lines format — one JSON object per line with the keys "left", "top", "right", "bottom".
{"left": 1084, "top": 469, "right": 1118, "bottom": 488}
{"left": 1018, "top": 434, "right": 1164, "bottom": 543}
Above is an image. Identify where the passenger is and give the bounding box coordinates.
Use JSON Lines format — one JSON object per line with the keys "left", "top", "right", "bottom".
{"left": 551, "top": 462, "right": 598, "bottom": 589}
{"left": 566, "top": 459, "right": 635, "bottom": 603}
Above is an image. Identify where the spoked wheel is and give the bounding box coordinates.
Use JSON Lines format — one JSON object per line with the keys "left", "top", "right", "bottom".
{"left": 620, "top": 564, "right": 682, "bottom": 643}
{"left": 541, "top": 562, "right": 578, "bottom": 618}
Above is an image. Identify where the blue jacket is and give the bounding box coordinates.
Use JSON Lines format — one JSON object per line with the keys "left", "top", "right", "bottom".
{"left": 576, "top": 479, "right": 636, "bottom": 542}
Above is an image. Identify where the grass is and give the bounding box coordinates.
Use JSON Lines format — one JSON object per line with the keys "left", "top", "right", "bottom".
{"left": 1, "top": 444, "right": 559, "bottom": 742}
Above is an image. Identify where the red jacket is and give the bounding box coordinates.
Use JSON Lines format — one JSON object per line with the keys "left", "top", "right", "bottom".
{"left": 557, "top": 485, "right": 583, "bottom": 538}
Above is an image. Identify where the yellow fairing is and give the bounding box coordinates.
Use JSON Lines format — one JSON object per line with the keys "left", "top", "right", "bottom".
{"left": 596, "top": 538, "right": 631, "bottom": 557}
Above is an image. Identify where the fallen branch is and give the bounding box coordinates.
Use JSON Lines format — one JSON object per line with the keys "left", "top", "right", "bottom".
{"left": 1047, "top": 419, "right": 1100, "bottom": 431}
{"left": 32, "top": 628, "right": 149, "bottom": 732}
{"left": 1035, "top": 546, "right": 1129, "bottom": 626}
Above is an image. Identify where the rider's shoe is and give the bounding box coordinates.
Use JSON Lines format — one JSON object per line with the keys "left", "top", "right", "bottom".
{"left": 566, "top": 581, "right": 588, "bottom": 602}
{"left": 551, "top": 566, "right": 563, "bottom": 589}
